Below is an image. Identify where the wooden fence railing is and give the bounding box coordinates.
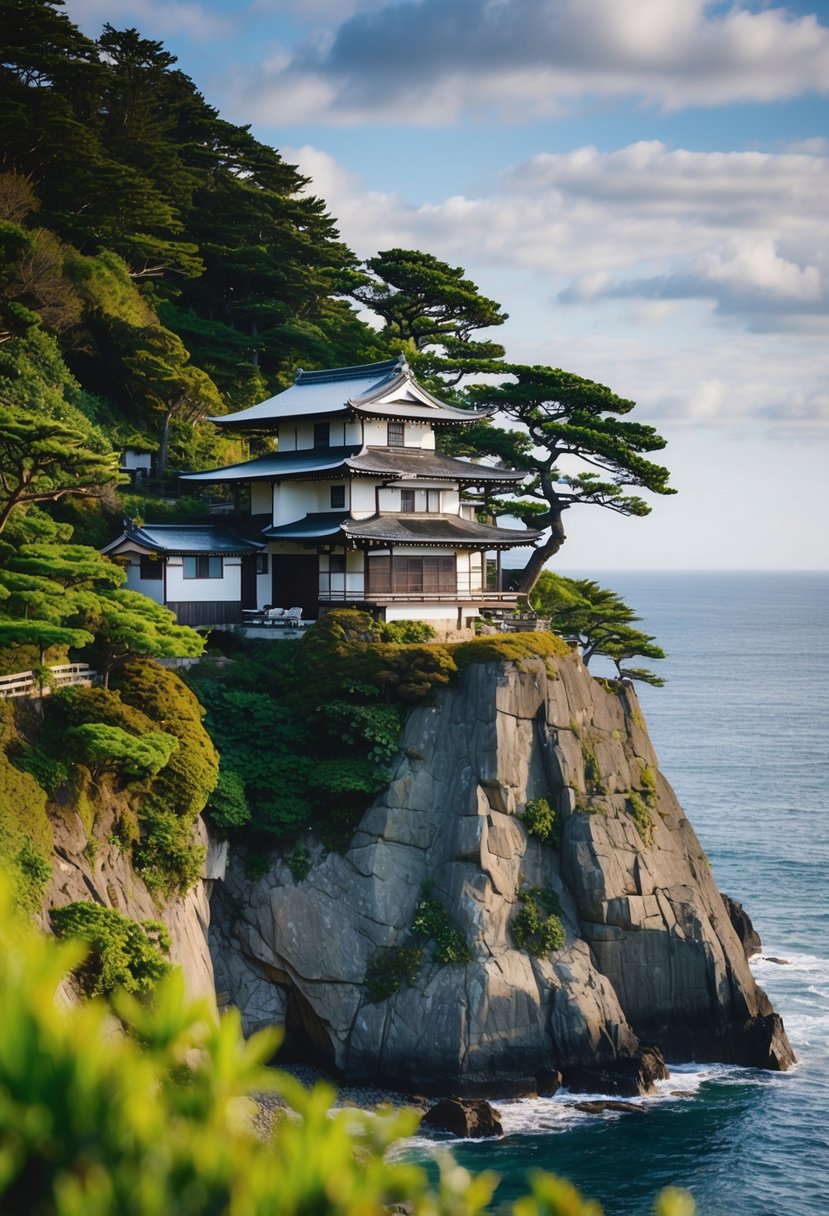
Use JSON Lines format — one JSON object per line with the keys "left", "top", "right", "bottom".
{"left": 0, "top": 663, "right": 99, "bottom": 700}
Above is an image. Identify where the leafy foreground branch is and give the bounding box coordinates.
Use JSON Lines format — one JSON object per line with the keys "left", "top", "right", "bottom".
{"left": 0, "top": 876, "right": 695, "bottom": 1215}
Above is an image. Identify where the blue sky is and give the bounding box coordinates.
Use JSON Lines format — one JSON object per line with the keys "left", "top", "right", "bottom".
{"left": 66, "top": 0, "right": 829, "bottom": 570}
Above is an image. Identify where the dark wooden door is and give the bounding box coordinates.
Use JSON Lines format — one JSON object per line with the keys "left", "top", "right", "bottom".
{"left": 240, "top": 555, "right": 258, "bottom": 608}
{"left": 271, "top": 555, "right": 318, "bottom": 618}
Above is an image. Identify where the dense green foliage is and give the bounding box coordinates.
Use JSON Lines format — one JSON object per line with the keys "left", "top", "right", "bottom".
{"left": 377, "top": 618, "right": 437, "bottom": 644}
{"left": 189, "top": 627, "right": 402, "bottom": 849}
{"left": 519, "top": 797, "right": 562, "bottom": 849}
{"left": 453, "top": 631, "right": 569, "bottom": 670}
{"left": 205, "top": 768, "right": 250, "bottom": 833}
{"left": 26, "top": 661, "right": 216, "bottom": 897}
{"left": 0, "top": 703, "right": 54, "bottom": 911}
{"left": 411, "top": 882, "right": 472, "bottom": 965}
{"left": 50, "top": 901, "right": 171, "bottom": 997}
{"left": 66, "top": 723, "right": 178, "bottom": 780}
{"left": 512, "top": 886, "right": 566, "bottom": 957}
{"left": 0, "top": 1, "right": 381, "bottom": 476}
{"left": 531, "top": 571, "right": 666, "bottom": 687}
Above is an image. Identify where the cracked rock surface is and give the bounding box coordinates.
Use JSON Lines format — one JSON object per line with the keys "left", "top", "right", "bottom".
{"left": 211, "top": 653, "right": 794, "bottom": 1094}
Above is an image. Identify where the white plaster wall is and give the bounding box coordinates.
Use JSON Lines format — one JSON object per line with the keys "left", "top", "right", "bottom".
{"left": 404, "top": 423, "right": 433, "bottom": 449}
{"left": 124, "top": 559, "right": 164, "bottom": 604}
{"left": 350, "top": 480, "right": 376, "bottom": 517}
{"left": 362, "top": 420, "right": 388, "bottom": 446}
{"left": 251, "top": 482, "right": 272, "bottom": 514}
{"left": 275, "top": 483, "right": 318, "bottom": 525}
{"left": 276, "top": 425, "right": 296, "bottom": 451}
{"left": 384, "top": 604, "right": 478, "bottom": 625}
{"left": 165, "top": 555, "right": 242, "bottom": 603}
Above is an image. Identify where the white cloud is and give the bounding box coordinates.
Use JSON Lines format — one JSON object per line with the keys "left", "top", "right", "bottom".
{"left": 290, "top": 141, "right": 829, "bottom": 432}
{"left": 230, "top": 0, "right": 829, "bottom": 125}
{"left": 298, "top": 141, "right": 829, "bottom": 334}
{"left": 65, "top": 0, "right": 230, "bottom": 41}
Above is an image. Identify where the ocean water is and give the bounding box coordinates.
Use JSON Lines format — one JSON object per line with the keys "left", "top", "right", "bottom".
{"left": 413, "top": 572, "right": 829, "bottom": 1215}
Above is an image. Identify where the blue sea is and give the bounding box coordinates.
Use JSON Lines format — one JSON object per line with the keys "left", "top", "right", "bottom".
{"left": 413, "top": 572, "right": 829, "bottom": 1215}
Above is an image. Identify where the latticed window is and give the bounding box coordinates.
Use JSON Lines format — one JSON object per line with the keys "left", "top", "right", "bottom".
{"left": 314, "top": 422, "right": 330, "bottom": 449}
{"left": 400, "top": 488, "right": 415, "bottom": 512}
{"left": 388, "top": 422, "right": 405, "bottom": 447}
{"left": 330, "top": 485, "right": 345, "bottom": 509}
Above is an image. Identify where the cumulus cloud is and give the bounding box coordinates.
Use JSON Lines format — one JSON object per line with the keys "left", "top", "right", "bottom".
{"left": 290, "top": 140, "right": 829, "bottom": 430}
{"left": 66, "top": 0, "right": 230, "bottom": 41}
{"left": 229, "top": 0, "right": 829, "bottom": 125}
{"left": 297, "top": 141, "right": 829, "bottom": 335}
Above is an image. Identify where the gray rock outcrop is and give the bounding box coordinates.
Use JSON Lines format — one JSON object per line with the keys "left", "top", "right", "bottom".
{"left": 212, "top": 650, "right": 794, "bottom": 1093}
{"left": 48, "top": 805, "right": 217, "bottom": 1013}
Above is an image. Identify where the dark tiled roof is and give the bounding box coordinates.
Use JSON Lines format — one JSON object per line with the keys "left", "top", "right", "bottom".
{"left": 342, "top": 514, "right": 539, "bottom": 549}
{"left": 180, "top": 447, "right": 361, "bottom": 483}
{"left": 261, "top": 512, "right": 349, "bottom": 540}
{"left": 102, "top": 524, "right": 263, "bottom": 555}
{"left": 208, "top": 358, "right": 490, "bottom": 429}
{"left": 179, "top": 444, "right": 525, "bottom": 487}
{"left": 347, "top": 447, "right": 526, "bottom": 485}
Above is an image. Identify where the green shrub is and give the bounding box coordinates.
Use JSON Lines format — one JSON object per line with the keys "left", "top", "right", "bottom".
{"left": 287, "top": 841, "right": 311, "bottom": 882}
{"left": 17, "top": 838, "right": 52, "bottom": 903}
{"left": 113, "top": 660, "right": 219, "bottom": 820}
{"left": 205, "top": 768, "right": 250, "bottom": 833}
{"left": 452, "top": 632, "right": 569, "bottom": 670}
{"left": 512, "top": 886, "right": 566, "bottom": 957}
{"left": 0, "top": 748, "right": 53, "bottom": 912}
{"left": 319, "top": 700, "right": 401, "bottom": 763}
{"left": 378, "top": 619, "right": 437, "bottom": 644}
{"left": 580, "top": 740, "right": 604, "bottom": 793}
{"left": 627, "top": 792, "right": 654, "bottom": 845}
{"left": 519, "top": 797, "right": 562, "bottom": 848}
{"left": 51, "top": 685, "right": 156, "bottom": 737}
{"left": 411, "top": 883, "right": 471, "bottom": 965}
{"left": 244, "top": 850, "right": 271, "bottom": 882}
{"left": 132, "top": 804, "right": 206, "bottom": 897}
{"left": 364, "top": 945, "right": 423, "bottom": 1003}
{"left": 7, "top": 741, "right": 69, "bottom": 794}
{"left": 67, "top": 723, "right": 179, "bottom": 780}
{"left": 50, "top": 901, "right": 171, "bottom": 997}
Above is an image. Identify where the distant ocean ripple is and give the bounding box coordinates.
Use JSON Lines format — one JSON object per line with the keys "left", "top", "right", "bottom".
{"left": 411, "top": 572, "right": 829, "bottom": 1215}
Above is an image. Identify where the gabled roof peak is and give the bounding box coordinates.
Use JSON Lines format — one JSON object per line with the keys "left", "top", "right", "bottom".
{"left": 294, "top": 357, "right": 407, "bottom": 386}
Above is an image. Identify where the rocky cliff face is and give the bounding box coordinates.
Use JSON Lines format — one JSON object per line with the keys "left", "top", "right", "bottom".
{"left": 47, "top": 798, "right": 218, "bottom": 1011}
{"left": 211, "top": 650, "right": 793, "bottom": 1094}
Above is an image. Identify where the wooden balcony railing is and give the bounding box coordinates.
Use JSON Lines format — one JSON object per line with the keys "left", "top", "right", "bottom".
{"left": 0, "top": 663, "right": 98, "bottom": 700}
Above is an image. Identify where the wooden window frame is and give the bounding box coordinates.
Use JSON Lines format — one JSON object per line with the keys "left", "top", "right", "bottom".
{"left": 183, "top": 555, "right": 223, "bottom": 579}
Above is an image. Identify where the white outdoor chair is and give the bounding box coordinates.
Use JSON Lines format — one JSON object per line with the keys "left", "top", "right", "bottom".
{"left": 283, "top": 606, "right": 303, "bottom": 625}
{"left": 263, "top": 607, "right": 286, "bottom": 626}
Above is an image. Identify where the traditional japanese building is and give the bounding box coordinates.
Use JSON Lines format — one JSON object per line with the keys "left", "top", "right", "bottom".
{"left": 105, "top": 357, "right": 538, "bottom": 631}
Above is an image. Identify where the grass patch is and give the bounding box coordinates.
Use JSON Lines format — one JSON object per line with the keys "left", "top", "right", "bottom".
{"left": 411, "top": 883, "right": 471, "bottom": 964}
{"left": 519, "top": 797, "right": 562, "bottom": 849}
{"left": 512, "top": 886, "right": 566, "bottom": 957}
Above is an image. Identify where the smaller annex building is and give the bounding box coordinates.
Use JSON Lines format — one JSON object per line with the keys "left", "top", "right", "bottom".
{"left": 102, "top": 524, "right": 264, "bottom": 626}
{"left": 103, "top": 358, "right": 539, "bottom": 632}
